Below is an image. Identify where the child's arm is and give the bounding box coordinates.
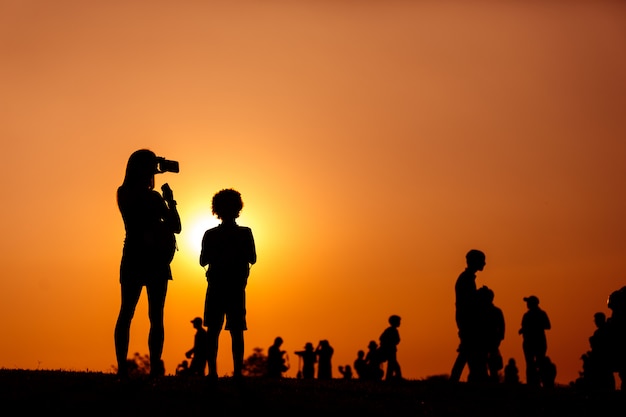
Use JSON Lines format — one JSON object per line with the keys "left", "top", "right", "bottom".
{"left": 199, "top": 230, "right": 211, "bottom": 267}
{"left": 247, "top": 228, "right": 257, "bottom": 265}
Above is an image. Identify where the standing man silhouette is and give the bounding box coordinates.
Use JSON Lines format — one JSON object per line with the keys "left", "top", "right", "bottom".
{"left": 519, "top": 295, "right": 551, "bottom": 387}
{"left": 114, "top": 149, "right": 181, "bottom": 379}
{"left": 450, "top": 249, "right": 486, "bottom": 383}
{"left": 200, "top": 188, "right": 256, "bottom": 380}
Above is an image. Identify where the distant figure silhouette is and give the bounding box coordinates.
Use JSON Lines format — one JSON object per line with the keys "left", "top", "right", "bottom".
{"left": 365, "top": 340, "right": 384, "bottom": 380}
{"left": 200, "top": 188, "right": 257, "bottom": 380}
{"left": 477, "top": 286, "right": 505, "bottom": 382}
{"left": 353, "top": 350, "right": 368, "bottom": 380}
{"left": 579, "top": 312, "right": 615, "bottom": 392}
{"left": 539, "top": 356, "right": 557, "bottom": 388}
{"left": 267, "top": 336, "right": 289, "bottom": 378}
{"left": 450, "top": 249, "right": 486, "bottom": 383}
{"left": 504, "top": 358, "right": 520, "bottom": 384}
{"left": 338, "top": 365, "right": 353, "bottom": 379}
{"left": 606, "top": 286, "right": 626, "bottom": 390}
{"left": 176, "top": 360, "right": 190, "bottom": 376}
{"left": 114, "top": 149, "right": 181, "bottom": 379}
{"left": 379, "top": 315, "right": 402, "bottom": 381}
{"left": 185, "top": 317, "right": 208, "bottom": 376}
{"left": 316, "top": 340, "right": 334, "bottom": 379}
{"left": 294, "top": 342, "right": 317, "bottom": 379}
{"left": 519, "top": 295, "right": 551, "bottom": 387}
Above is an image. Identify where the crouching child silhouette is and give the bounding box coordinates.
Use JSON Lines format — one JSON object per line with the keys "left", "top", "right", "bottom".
{"left": 200, "top": 188, "right": 257, "bottom": 380}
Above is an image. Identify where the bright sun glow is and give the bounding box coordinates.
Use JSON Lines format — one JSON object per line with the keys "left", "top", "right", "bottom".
{"left": 180, "top": 214, "right": 220, "bottom": 256}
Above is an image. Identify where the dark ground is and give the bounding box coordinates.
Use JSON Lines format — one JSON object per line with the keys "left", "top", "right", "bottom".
{"left": 0, "top": 369, "right": 623, "bottom": 416}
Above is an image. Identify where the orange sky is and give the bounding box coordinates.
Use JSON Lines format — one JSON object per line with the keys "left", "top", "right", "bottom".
{"left": 1, "top": 1, "right": 626, "bottom": 385}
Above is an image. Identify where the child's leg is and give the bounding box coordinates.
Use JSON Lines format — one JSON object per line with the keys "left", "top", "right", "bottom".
{"left": 231, "top": 330, "right": 244, "bottom": 377}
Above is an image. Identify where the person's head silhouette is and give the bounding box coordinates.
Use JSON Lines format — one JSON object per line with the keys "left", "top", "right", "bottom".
{"left": 191, "top": 317, "right": 203, "bottom": 329}
{"left": 465, "top": 249, "right": 486, "bottom": 272}
{"left": 212, "top": 188, "right": 243, "bottom": 221}
{"left": 123, "top": 149, "right": 157, "bottom": 190}
{"left": 477, "top": 285, "right": 495, "bottom": 304}
{"left": 389, "top": 315, "right": 401, "bottom": 328}
{"left": 523, "top": 295, "right": 540, "bottom": 309}
{"left": 593, "top": 312, "right": 605, "bottom": 328}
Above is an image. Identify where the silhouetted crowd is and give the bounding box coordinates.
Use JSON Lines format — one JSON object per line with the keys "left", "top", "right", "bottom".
{"left": 449, "top": 249, "right": 556, "bottom": 388}
{"left": 173, "top": 250, "right": 626, "bottom": 392}
{"left": 576, "top": 286, "right": 626, "bottom": 393}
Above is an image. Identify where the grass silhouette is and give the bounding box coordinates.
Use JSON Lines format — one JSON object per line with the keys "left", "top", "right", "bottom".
{"left": 0, "top": 369, "right": 623, "bottom": 416}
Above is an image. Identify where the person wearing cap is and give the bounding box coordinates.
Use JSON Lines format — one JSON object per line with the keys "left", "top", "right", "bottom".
{"left": 185, "top": 317, "right": 208, "bottom": 376}
{"left": 519, "top": 295, "right": 551, "bottom": 387}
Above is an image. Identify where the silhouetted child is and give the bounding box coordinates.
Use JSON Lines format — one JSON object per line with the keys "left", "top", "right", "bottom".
{"left": 316, "top": 340, "right": 334, "bottom": 379}
{"left": 504, "top": 358, "right": 519, "bottom": 384}
{"left": 379, "top": 314, "right": 402, "bottom": 381}
{"left": 267, "top": 336, "right": 289, "bottom": 378}
{"left": 353, "top": 350, "right": 367, "bottom": 380}
{"left": 365, "top": 340, "right": 384, "bottom": 380}
{"left": 539, "top": 356, "right": 557, "bottom": 388}
{"left": 176, "top": 360, "right": 190, "bottom": 376}
{"left": 338, "top": 365, "right": 353, "bottom": 379}
{"left": 294, "top": 342, "right": 316, "bottom": 379}
{"left": 519, "top": 295, "right": 551, "bottom": 387}
{"left": 200, "top": 188, "right": 257, "bottom": 380}
{"left": 185, "top": 317, "right": 208, "bottom": 376}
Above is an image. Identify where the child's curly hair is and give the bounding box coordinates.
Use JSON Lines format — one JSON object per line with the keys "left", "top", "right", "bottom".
{"left": 212, "top": 188, "right": 243, "bottom": 220}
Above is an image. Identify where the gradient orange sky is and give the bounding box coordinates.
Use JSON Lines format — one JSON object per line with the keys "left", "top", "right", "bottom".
{"left": 1, "top": 1, "right": 626, "bottom": 385}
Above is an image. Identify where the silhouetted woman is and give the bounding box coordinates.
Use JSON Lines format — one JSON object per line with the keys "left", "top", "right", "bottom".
{"left": 114, "top": 149, "right": 181, "bottom": 379}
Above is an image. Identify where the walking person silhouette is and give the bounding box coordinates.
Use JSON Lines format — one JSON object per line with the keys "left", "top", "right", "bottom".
{"left": 450, "top": 249, "right": 486, "bottom": 383}
{"left": 379, "top": 315, "right": 403, "bottom": 381}
{"left": 114, "top": 149, "right": 181, "bottom": 380}
{"left": 200, "top": 188, "right": 257, "bottom": 380}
